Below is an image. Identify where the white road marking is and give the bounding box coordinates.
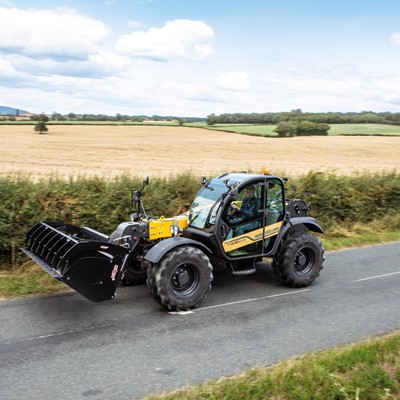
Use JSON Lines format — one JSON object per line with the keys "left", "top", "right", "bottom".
{"left": 168, "top": 311, "right": 194, "bottom": 315}
{"left": 354, "top": 271, "right": 400, "bottom": 282}
{"left": 0, "top": 324, "right": 112, "bottom": 346}
{"left": 169, "top": 289, "right": 310, "bottom": 315}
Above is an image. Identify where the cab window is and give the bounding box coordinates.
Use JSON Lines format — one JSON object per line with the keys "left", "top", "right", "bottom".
{"left": 222, "top": 184, "right": 263, "bottom": 256}
{"left": 265, "top": 179, "right": 284, "bottom": 225}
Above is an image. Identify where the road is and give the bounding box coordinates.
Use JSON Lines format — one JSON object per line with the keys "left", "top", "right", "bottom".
{"left": 0, "top": 242, "right": 399, "bottom": 400}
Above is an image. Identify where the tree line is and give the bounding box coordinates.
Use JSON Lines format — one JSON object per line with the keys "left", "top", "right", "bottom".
{"left": 206, "top": 109, "right": 400, "bottom": 125}
{"left": 44, "top": 113, "right": 203, "bottom": 123}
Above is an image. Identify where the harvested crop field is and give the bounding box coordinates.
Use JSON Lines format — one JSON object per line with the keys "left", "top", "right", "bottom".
{"left": 1, "top": 125, "right": 399, "bottom": 178}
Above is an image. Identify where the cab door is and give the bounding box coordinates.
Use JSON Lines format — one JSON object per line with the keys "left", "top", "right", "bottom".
{"left": 219, "top": 182, "right": 263, "bottom": 257}
{"left": 216, "top": 177, "right": 285, "bottom": 258}
{"left": 263, "top": 178, "right": 285, "bottom": 253}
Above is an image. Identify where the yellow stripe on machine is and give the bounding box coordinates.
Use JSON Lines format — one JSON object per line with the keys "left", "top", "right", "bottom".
{"left": 222, "top": 222, "right": 282, "bottom": 252}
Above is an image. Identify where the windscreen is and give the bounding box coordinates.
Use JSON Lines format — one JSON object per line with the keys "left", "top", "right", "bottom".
{"left": 188, "top": 182, "right": 228, "bottom": 229}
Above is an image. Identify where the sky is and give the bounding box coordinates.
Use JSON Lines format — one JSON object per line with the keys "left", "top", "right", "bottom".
{"left": 2, "top": 0, "right": 400, "bottom": 117}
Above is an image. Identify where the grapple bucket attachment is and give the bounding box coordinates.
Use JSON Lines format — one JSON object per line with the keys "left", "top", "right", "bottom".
{"left": 22, "top": 221, "right": 130, "bottom": 302}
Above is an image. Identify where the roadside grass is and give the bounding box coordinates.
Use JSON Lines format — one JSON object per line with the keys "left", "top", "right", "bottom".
{"left": 0, "top": 263, "right": 68, "bottom": 299}
{"left": 143, "top": 330, "right": 400, "bottom": 400}
{"left": 322, "top": 223, "right": 400, "bottom": 251}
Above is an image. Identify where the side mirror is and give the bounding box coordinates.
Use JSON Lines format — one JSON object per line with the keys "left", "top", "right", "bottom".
{"left": 131, "top": 176, "right": 149, "bottom": 214}
{"left": 132, "top": 189, "right": 141, "bottom": 209}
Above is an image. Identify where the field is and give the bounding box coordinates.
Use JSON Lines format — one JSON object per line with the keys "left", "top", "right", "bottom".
{"left": 1, "top": 124, "right": 399, "bottom": 178}
{"left": 200, "top": 122, "right": 400, "bottom": 136}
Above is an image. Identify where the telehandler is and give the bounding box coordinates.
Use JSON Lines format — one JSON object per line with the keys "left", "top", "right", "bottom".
{"left": 22, "top": 171, "right": 324, "bottom": 311}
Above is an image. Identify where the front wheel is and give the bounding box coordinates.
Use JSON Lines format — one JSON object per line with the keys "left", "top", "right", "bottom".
{"left": 272, "top": 231, "right": 324, "bottom": 287}
{"left": 146, "top": 246, "right": 213, "bottom": 311}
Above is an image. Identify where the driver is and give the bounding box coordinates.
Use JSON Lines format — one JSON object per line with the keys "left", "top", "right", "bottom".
{"left": 231, "top": 185, "right": 259, "bottom": 219}
{"left": 230, "top": 186, "right": 260, "bottom": 235}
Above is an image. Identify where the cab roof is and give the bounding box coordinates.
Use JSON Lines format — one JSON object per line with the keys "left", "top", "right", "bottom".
{"left": 212, "top": 172, "right": 280, "bottom": 188}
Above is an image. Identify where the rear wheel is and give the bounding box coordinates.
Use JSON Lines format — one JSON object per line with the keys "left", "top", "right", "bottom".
{"left": 146, "top": 246, "right": 213, "bottom": 311}
{"left": 272, "top": 231, "right": 324, "bottom": 287}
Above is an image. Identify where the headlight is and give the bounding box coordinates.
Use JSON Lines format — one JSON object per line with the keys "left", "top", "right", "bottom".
{"left": 170, "top": 224, "right": 180, "bottom": 237}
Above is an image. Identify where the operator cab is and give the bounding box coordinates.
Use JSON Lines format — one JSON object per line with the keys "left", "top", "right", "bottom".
{"left": 184, "top": 172, "right": 286, "bottom": 263}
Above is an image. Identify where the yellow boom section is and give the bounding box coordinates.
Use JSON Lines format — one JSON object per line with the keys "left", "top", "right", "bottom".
{"left": 149, "top": 214, "right": 189, "bottom": 240}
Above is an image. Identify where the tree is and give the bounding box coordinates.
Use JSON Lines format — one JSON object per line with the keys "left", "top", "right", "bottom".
{"left": 206, "top": 114, "right": 219, "bottom": 126}
{"left": 178, "top": 118, "right": 186, "bottom": 126}
{"left": 51, "top": 112, "right": 65, "bottom": 121}
{"left": 297, "top": 121, "right": 330, "bottom": 136}
{"left": 34, "top": 114, "right": 49, "bottom": 134}
{"left": 274, "top": 121, "right": 297, "bottom": 137}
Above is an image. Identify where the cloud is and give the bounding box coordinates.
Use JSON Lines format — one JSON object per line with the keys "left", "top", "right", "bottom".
{"left": 389, "top": 32, "right": 400, "bottom": 45}
{"left": 127, "top": 20, "right": 144, "bottom": 30}
{"left": 0, "top": 57, "right": 16, "bottom": 75}
{"left": 160, "top": 81, "right": 216, "bottom": 101}
{"left": 256, "top": 64, "right": 400, "bottom": 112}
{"left": 115, "top": 19, "right": 214, "bottom": 61}
{"left": 0, "top": 7, "right": 110, "bottom": 60}
{"left": 216, "top": 72, "right": 250, "bottom": 91}
{"left": 1, "top": 51, "right": 132, "bottom": 79}
{"left": 0, "top": 7, "right": 216, "bottom": 115}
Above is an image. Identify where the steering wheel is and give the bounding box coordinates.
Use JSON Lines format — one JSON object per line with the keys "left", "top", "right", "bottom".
{"left": 227, "top": 203, "right": 240, "bottom": 220}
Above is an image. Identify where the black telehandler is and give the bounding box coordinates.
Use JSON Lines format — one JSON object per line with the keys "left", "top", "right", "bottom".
{"left": 23, "top": 171, "right": 324, "bottom": 311}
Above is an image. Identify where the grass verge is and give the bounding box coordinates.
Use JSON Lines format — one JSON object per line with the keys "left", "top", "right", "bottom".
{"left": 143, "top": 330, "right": 400, "bottom": 399}
{"left": 0, "top": 263, "right": 68, "bottom": 300}
{"left": 323, "top": 227, "right": 400, "bottom": 251}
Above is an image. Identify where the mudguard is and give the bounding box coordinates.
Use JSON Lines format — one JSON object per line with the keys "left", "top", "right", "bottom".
{"left": 266, "top": 216, "right": 323, "bottom": 257}
{"left": 289, "top": 216, "right": 324, "bottom": 234}
{"left": 144, "top": 237, "right": 212, "bottom": 264}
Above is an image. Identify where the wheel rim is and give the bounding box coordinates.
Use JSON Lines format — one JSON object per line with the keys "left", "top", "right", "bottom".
{"left": 294, "top": 247, "right": 315, "bottom": 276}
{"left": 171, "top": 263, "right": 200, "bottom": 296}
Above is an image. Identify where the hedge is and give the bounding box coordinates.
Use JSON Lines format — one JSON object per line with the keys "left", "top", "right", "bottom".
{"left": 0, "top": 171, "right": 399, "bottom": 268}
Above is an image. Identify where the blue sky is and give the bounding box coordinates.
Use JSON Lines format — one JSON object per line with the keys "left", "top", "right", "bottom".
{"left": 1, "top": 0, "right": 400, "bottom": 117}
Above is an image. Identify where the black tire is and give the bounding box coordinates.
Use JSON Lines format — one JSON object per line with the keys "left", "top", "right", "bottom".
{"left": 146, "top": 246, "right": 213, "bottom": 311}
{"left": 272, "top": 231, "right": 324, "bottom": 287}
{"left": 146, "top": 261, "right": 163, "bottom": 304}
{"left": 121, "top": 265, "right": 147, "bottom": 286}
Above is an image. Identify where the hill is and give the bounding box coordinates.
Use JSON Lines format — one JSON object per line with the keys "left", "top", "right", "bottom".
{"left": 0, "top": 106, "right": 29, "bottom": 116}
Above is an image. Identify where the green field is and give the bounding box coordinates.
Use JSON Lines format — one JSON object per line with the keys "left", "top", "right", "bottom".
{"left": 194, "top": 123, "right": 400, "bottom": 137}
{"left": 328, "top": 123, "right": 400, "bottom": 136}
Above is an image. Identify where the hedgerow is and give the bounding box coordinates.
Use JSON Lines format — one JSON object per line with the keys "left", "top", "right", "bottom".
{"left": 0, "top": 171, "right": 399, "bottom": 268}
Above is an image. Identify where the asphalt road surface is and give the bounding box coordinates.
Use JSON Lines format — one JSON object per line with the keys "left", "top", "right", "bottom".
{"left": 1, "top": 242, "right": 399, "bottom": 400}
